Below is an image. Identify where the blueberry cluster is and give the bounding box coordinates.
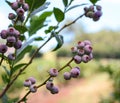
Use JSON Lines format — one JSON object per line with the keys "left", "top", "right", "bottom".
{"left": 8, "top": 0, "right": 29, "bottom": 22}
{"left": 46, "top": 80, "right": 59, "bottom": 94}
{"left": 64, "top": 67, "right": 80, "bottom": 80}
{"left": 0, "top": 27, "right": 22, "bottom": 60}
{"left": 84, "top": 5, "right": 102, "bottom": 21}
{"left": 71, "top": 40, "right": 93, "bottom": 64}
{"left": 24, "top": 77, "right": 37, "bottom": 93}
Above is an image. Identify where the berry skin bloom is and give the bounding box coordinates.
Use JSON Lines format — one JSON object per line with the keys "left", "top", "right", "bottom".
{"left": 11, "top": 2, "right": 19, "bottom": 10}
{"left": 28, "top": 77, "right": 36, "bottom": 84}
{"left": 77, "top": 41, "right": 85, "bottom": 49}
{"left": 8, "top": 13, "right": 16, "bottom": 20}
{"left": 49, "top": 68, "right": 58, "bottom": 77}
{"left": 84, "top": 45, "right": 93, "bottom": 54}
{"left": 22, "top": 3, "right": 29, "bottom": 11}
{"left": 16, "top": 8, "right": 25, "bottom": 17}
{"left": 14, "top": 40, "right": 22, "bottom": 49}
{"left": 46, "top": 81, "right": 54, "bottom": 91}
{"left": 63, "top": 72, "right": 71, "bottom": 80}
{"left": 50, "top": 86, "right": 59, "bottom": 94}
{"left": 81, "top": 55, "right": 90, "bottom": 63}
{"left": 70, "top": 67, "right": 80, "bottom": 78}
{"left": 0, "top": 30, "right": 8, "bottom": 39}
{"left": 73, "top": 55, "right": 82, "bottom": 64}
{"left": 29, "top": 85, "right": 37, "bottom": 93}
{"left": 0, "top": 44, "right": 8, "bottom": 54}
{"left": 23, "top": 79, "right": 32, "bottom": 87}
{"left": 7, "top": 27, "right": 16, "bottom": 36}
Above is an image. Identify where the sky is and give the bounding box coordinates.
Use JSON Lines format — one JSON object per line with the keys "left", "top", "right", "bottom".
{"left": 0, "top": 0, "right": 120, "bottom": 51}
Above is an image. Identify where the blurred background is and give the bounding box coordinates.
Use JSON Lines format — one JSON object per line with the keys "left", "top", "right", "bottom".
{"left": 0, "top": 0, "right": 120, "bottom": 103}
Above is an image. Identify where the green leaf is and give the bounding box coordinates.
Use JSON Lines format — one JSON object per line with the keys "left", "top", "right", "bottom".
{"left": 11, "top": 63, "right": 27, "bottom": 75}
{"left": 66, "top": 3, "right": 88, "bottom": 12}
{"left": 2, "top": 66, "right": 10, "bottom": 76}
{"left": 5, "top": 0, "right": 12, "bottom": 7}
{"left": 25, "top": 0, "right": 46, "bottom": 12}
{"left": 29, "top": 11, "right": 52, "bottom": 35}
{"left": 14, "top": 25, "right": 28, "bottom": 34}
{"left": 14, "top": 46, "right": 32, "bottom": 63}
{"left": 89, "top": 0, "right": 100, "bottom": 4}
{"left": 1, "top": 74, "right": 10, "bottom": 84}
{"left": 53, "top": 35, "right": 64, "bottom": 51}
{"left": 62, "top": 0, "right": 68, "bottom": 7}
{"left": 53, "top": 8, "right": 65, "bottom": 22}
{"left": 45, "top": 26, "right": 58, "bottom": 34}
{"left": 34, "top": 37, "right": 44, "bottom": 41}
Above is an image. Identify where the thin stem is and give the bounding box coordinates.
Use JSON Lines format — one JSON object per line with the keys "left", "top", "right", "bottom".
{"left": 0, "top": 54, "right": 4, "bottom": 65}
{"left": 18, "top": 58, "right": 74, "bottom": 102}
{"left": 0, "top": 37, "right": 52, "bottom": 98}
{"left": 57, "top": 13, "right": 85, "bottom": 33}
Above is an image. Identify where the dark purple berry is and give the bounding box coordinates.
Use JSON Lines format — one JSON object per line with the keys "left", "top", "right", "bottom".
{"left": 0, "top": 44, "right": 8, "bottom": 54}
{"left": 7, "top": 27, "right": 16, "bottom": 36}
{"left": 18, "top": 15, "right": 25, "bottom": 22}
{"left": 84, "top": 45, "right": 92, "bottom": 54}
{"left": 46, "top": 81, "right": 54, "bottom": 90}
{"left": 77, "top": 49, "right": 85, "bottom": 56}
{"left": 28, "top": 77, "right": 36, "bottom": 84}
{"left": 77, "top": 41, "right": 85, "bottom": 49}
{"left": 7, "top": 36, "right": 16, "bottom": 43}
{"left": 70, "top": 67, "right": 80, "bottom": 78}
{"left": 0, "top": 30, "right": 8, "bottom": 39}
{"left": 94, "top": 11, "right": 102, "bottom": 18}
{"left": 22, "top": 3, "right": 29, "bottom": 11}
{"left": 50, "top": 86, "right": 59, "bottom": 94}
{"left": 49, "top": 68, "right": 58, "bottom": 77}
{"left": 8, "top": 13, "right": 16, "bottom": 20}
{"left": 63, "top": 72, "right": 71, "bottom": 80}
{"left": 14, "top": 40, "right": 22, "bottom": 49}
{"left": 14, "top": 30, "right": 20, "bottom": 38}
{"left": 23, "top": 79, "right": 32, "bottom": 87}
{"left": 8, "top": 53, "right": 15, "bottom": 60}
{"left": 96, "top": 5, "right": 102, "bottom": 11}
{"left": 16, "top": 8, "right": 25, "bottom": 16}
{"left": 11, "top": 2, "right": 19, "bottom": 10}
{"left": 73, "top": 55, "right": 82, "bottom": 64}
{"left": 30, "top": 85, "right": 37, "bottom": 93}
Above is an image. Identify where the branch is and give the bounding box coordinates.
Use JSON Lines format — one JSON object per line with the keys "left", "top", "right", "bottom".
{"left": 57, "top": 13, "right": 85, "bottom": 33}
{"left": 18, "top": 58, "right": 74, "bottom": 102}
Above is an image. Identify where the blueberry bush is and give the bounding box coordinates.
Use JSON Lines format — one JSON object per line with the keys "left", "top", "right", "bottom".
{"left": 0, "top": 0, "right": 102, "bottom": 102}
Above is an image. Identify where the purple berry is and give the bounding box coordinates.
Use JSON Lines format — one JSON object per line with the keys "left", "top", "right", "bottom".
{"left": 63, "top": 72, "right": 71, "bottom": 80}
{"left": 77, "top": 41, "right": 85, "bottom": 49}
{"left": 18, "top": 15, "right": 25, "bottom": 22}
{"left": 7, "top": 36, "right": 16, "bottom": 43}
{"left": 16, "top": 8, "right": 25, "bottom": 17}
{"left": 94, "top": 11, "right": 102, "bottom": 18}
{"left": 71, "top": 46, "right": 78, "bottom": 54}
{"left": 22, "top": 3, "right": 29, "bottom": 11}
{"left": 81, "top": 55, "right": 90, "bottom": 63}
{"left": 83, "top": 40, "right": 92, "bottom": 46}
{"left": 84, "top": 45, "right": 92, "bottom": 54}
{"left": 23, "top": 79, "right": 32, "bottom": 87}
{"left": 8, "top": 53, "right": 15, "bottom": 60}
{"left": 7, "top": 27, "right": 16, "bottom": 36}
{"left": 50, "top": 86, "right": 59, "bottom": 94}
{"left": 96, "top": 5, "right": 102, "bottom": 11}
{"left": 0, "top": 30, "right": 8, "bottom": 39}
{"left": 30, "top": 85, "right": 37, "bottom": 93}
{"left": 14, "top": 40, "right": 22, "bottom": 49}
{"left": 46, "top": 81, "right": 54, "bottom": 90}
{"left": 49, "top": 68, "right": 58, "bottom": 77}
{"left": 11, "top": 2, "right": 19, "bottom": 10}
{"left": 70, "top": 67, "right": 80, "bottom": 78}
{"left": 14, "top": 30, "right": 20, "bottom": 38}
{"left": 77, "top": 49, "right": 85, "bottom": 56}
{"left": 8, "top": 13, "right": 16, "bottom": 20}
{"left": 73, "top": 55, "right": 82, "bottom": 64}
{"left": 28, "top": 77, "right": 36, "bottom": 84}
{"left": 0, "top": 44, "right": 8, "bottom": 54}
{"left": 17, "top": 0, "right": 25, "bottom": 5}
{"left": 89, "top": 5, "right": 94, "bottom": 11}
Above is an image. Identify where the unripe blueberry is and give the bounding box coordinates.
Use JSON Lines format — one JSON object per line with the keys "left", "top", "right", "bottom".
{"left": 77, "top": 41, "right": 85, "bottom": 49}
{"left": 50, "top": 86, "right": 59, "bottom": 94}
{"left": 30, "top": 85, "right": 37, "bottom": 93}
{"left": 96, "top": 5, "right": 102, "bottom": 11}
{"left": 86, "top": 11, "right": 94, "bottom": 18}
{"left": 71, "top": 46, "right": 78, "bottom": 54}
{"left": 73, "top": 55, "right": 82, "bottom": 64}
{"left": 70, "top": 67, "right": 80, "bottom": 78}
{"left": 63, "top": 72, "right": 71, "bottom": 80}
{"left": 49, "top": 68, "right": 58, "bottom": 77}
{"left": 28, "top": 77, "right": 36, "bottom": 84}
{"left": 77, "top": 49, "right": 85, "bottom": 56}
{"left": 46, "top": 81, "right": 54, "bottom": 90}
{"left": 7, "top": 36, "right": 16, "bottom": 43}
{"left": 84, "top": 45, "right": 92, "bottom": 54}
{"left": 0, "top": 44, "right": 8, "bottom": 54}
{"left": 8, "top": 13, "right": 16, "bottom": 20}
{"left": 0, "top": 30, "right": 8, "bottom": 39}
{"left": 22, "top": 3, "right": 29, "bottom": 11}
{"left": 11, "top": 2, "right": 19, "bottom": 10}
{"left": 83, "top": 40, "right": 92, "bottom": 46}
{"left": 16, "top": 8, "right": 25, "bottom": 17}
{"left": 8, "top": 53, "right": 15, "bottom": 60}
{"left": 81, "top": 54, "right": 90, "bottom": 63}
{"left": 23, "top": 79, "right": 32, "bottom": 87}
{"left": 14, "top": 40, "right": 22, "bottom": 49}
{"left": 7, "top": 27, "right": 16, "bottom": 36}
